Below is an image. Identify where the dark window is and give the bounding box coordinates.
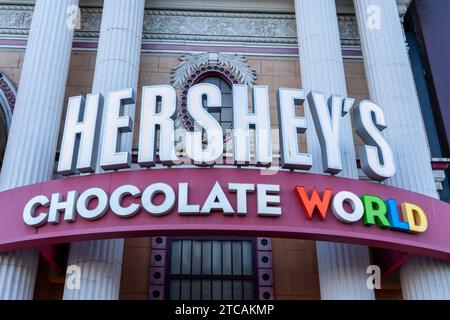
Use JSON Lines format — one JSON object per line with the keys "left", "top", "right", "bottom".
{"left": 199, "top": 76, "right": 233, "bottom": 132}
{"left": 167, "top": 238, "right": 257, "bottom": 300}
{"left": 404, "top": 12, "right": 450, "bottom": 203}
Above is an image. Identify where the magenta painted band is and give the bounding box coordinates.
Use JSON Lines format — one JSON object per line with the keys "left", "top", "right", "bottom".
{"left": 0, "top": 39, "right": 362, "bottom": 56}
{"left": 0, "top": 168, "right": 448, "bottom": 260}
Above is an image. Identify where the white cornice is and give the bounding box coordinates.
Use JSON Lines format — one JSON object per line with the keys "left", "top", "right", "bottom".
{"left": 0, "top": 0, "right": 412, "bottom": 15}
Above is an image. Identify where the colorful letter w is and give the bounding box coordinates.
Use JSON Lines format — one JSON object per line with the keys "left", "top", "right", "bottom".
{"left": 294, "top": 186, "right": 333, "bottom": 221}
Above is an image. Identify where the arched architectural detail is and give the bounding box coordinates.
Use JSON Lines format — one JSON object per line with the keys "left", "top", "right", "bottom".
{"left": 171, "top": 52, "right": 256, "bottom": 132}
{"left": 0, "top": 72, "right": 16, "bottom": 132}
{"left": 0, "top": 72, "right": 16, "bottom": 166}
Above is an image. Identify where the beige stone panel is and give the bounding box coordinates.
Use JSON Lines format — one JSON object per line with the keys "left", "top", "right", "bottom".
{"left": 272, "top": 239, "right": 320, "bottom": 299}
{"left": 273, "top": 239, "right": 316, "bottom": 251}
{"left": 64, "top": 86, "right": 90, "bottom": 98}
{"left": 158, "top": 55, "right": 180, "bottom": 73}
{"left": 269, "top": 107, "right": 279, "bottom": 128}
{"left": 273, "top": 272, "right": 320, "bottom": 298}
{"left": 273, "top": 250, "right": 318, "bottom": 274}
{"left": 139, "top": 72, "right": 153, "bottom": 85}
{"left": 133, "top": 120, "right": 140, "bottom": 149}
{"left": 139, "top": 72, "right": 171, "bottom": 85}
{"left": 119, "top": 238, "right": 152, "bottom": 297}
{"left": 140, "top": 54, "right": 159, "bottom": 73}
{"left": 119, "top": 293, "right": 149, "bottom": 300}
{"left": 344, "top": 60, "right": 370, "bottom": 98}
{"left": 121, "top": 247, "right": 151, "bottom": 271}
{"left": 125, "top": 237, "right": 152, "bottom": 248}
{"left": 261, "top": 58, "right": 297, "bottom": 76}
{"left": 88, "top": 54, "right": 97, "bottom": 71}
{"left": 246, "top": 57, "right": 262, "bottom": 75}
{"left": 293, "top": 59, "right": 301, "bottom": 78}
{"left": 271, "top": 128, "right": 280, "bottom": 154}
{"left": 256, "top": 75, "right": 279, "bottom": 90}
{"left": 278, "top": 75, "right": 301, "bottom": 88}
{"left": 67, "top": 70, "right": 94, "bottom": 87}
{"left": 352, "top": 94, "right": 371, "bottom": 102}
{"left": 0, "top": 50, "right": 22, "bottom": 68}
{"left": 0, "top": 67, "right": 21, "bottom": 86}
{"left": 19, "top": 51, "right": 25, "bottom": 67}
{"left": 344, "top": 60, "right": 366, "bottom": 78}
{"left": 346, "top": 77, "right": 370, "bottom": 96}
{"left": 120, "top": 268, "right": 150, "bottom": 294}
{"left": 69, "top": 52, "right": 92, "bottom": 71}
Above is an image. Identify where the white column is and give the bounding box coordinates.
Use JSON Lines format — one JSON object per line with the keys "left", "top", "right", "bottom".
{"left": 294, "top": 0, "right": 374, "bottom": 300}
{"left": 353, "top": 0, "right": 450, "bottom": 299}
{"left": 63, "top": 0, "right": 145, "bottom": 300}
{"left": 0, "top": 0, "right": 78, "bottom": 300}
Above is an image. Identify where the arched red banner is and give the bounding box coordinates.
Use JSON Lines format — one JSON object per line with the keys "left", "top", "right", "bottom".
{"left": 0, "top": 167, "right": 449, "bottom": 261}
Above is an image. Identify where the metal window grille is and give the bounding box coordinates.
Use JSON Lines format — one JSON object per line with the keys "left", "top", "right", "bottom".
{"left": 166, "top": 237, "right": 258, "bottom": 300}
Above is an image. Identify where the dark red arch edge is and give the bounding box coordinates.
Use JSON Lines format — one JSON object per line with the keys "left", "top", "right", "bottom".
{"left": 0, "top": 168, "right": 449, "bottom": 262}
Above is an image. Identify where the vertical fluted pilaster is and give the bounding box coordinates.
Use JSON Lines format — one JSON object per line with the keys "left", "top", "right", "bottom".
{"left": 0, "top": 0, "right": 78, "bottom": 300}
{"left": 63, "top": 0, "right": 145, "bottom": 300}
{"left": 64, "top": 240, "right": 124, "bottom": 300}
{"left": 295, "top": 0, "right": 356, "bottom": 178}
{"left": 0, "top": 0, "right": 78, "bottom": 190}
{"left": 316, "top": 242, "right": 374, "bottom": 300}
{"left": 354, "top": 0, "right": 450, "bottom": 299}
{"left": 399, "top": 256, "right": 450, "bottom": 299}
{"left": 294, "top": 0, "right": 375, "bottom": 300}
{"left": 0, "top": 249, "right": 39, "bottom": 300}
{"left": 91, "top": 0, "right": 144, "bottom": 155}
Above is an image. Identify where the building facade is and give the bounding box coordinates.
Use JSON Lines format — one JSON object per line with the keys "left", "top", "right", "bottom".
{"left": 0, "top": 0, "right": 449, "bottom": 300}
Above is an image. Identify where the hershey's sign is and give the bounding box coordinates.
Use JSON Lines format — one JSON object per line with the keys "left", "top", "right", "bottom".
{"left": 58, "top": 84, "right": 396, "bottom": 181}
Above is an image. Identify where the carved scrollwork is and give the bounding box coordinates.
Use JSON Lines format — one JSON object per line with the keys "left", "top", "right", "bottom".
{"left": 171, "top": 52, "right": 256, "bottom": 88}
{"left": 0, "top": 5, "right": 361, "bottom": 46}
{"left": 0, "top": 72, "right": 16, "bottom": 132}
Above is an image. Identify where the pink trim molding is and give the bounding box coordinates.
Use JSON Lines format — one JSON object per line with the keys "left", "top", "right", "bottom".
{"left": 0, "top": 39, "right": 362, "bottom": 57}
